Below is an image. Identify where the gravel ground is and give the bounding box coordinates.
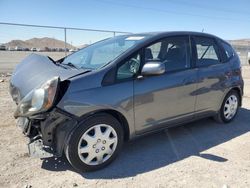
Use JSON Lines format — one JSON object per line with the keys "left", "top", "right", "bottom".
{"left": 0, "top": 63, "right": 249, "bottom": 187}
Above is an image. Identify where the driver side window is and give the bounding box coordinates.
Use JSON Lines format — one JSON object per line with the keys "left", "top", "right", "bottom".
{"left": 117, "top": 53, "right": 141, "bottom": 80}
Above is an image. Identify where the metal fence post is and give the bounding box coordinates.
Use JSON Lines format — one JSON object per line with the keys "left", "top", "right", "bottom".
{"left": 64, "top": 28, "right": 67, "bottom": 56}
{"left": 248, "top": 41, "right": 250, "bottom": 65}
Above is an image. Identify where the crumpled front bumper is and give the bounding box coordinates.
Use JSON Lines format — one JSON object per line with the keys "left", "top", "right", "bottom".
{"left": 16, "top": 108, "right": 78, "bottom": 158}
{"left": 17, "top": 117, "right": 54, "bottom": 158}
{"left": 28, "top": 139, "right": 54, "bottom": 158}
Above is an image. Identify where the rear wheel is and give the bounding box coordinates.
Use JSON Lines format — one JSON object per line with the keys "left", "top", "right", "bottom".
{"left": 65, "top": 114, "right": 124, "bottom": 172}
{"left": 214, "top": 90, "right": 240, "bottom": 123}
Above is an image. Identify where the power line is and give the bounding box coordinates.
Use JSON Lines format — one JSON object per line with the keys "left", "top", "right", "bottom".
{"left": 0, "top": 22, "right": 131, "bottom": 34}
{"left": 95, "top": 0, "right": 250, "bottom": 22}
{"left": 166, "top": 0, "right": 250, "bottom": 16}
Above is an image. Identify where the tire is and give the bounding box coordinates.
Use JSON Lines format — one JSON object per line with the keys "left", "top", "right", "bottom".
{"left": 214, "top": 90, "right": 240, "bottom": 123}
{"left": 65, "top": 113, "right": 124, "bottom": 172}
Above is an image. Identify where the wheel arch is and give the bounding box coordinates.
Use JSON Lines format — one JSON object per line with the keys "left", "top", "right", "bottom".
{"left": 230, "top": 87, "right": 242, "bottom": 106}
{"left": 78, "top": 109, "right": 131, "bottom": 141}
{"left": 217, "top": 86, "right": 243, "bottom": 114}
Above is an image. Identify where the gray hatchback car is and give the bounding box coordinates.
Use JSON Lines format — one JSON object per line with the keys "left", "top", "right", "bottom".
{"left": 10, "top": 31, "right": 243, "bottom": 172}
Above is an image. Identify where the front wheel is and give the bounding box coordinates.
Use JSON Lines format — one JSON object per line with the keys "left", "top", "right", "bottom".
{"left": 214, "top": 90, "right": 240, "bottom": 123}
{"left": 65, "top": 114, "right": 124, "bottom": 172}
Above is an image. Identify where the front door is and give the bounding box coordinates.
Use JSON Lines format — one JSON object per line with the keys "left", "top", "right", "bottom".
{"left": 133, "top": 36, "right": 198, "bottom": 134}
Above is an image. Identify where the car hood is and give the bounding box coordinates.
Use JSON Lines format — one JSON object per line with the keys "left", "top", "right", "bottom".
{"left": 9, "top": 53, "right": 89, "bottom": 104}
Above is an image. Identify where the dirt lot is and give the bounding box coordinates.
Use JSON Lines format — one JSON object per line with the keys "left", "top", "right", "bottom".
{"left": 0, "top": 56, "right": 250, "bottom": 187}
{"left": 0, "top": 51, "right": 66, "bottom": 73}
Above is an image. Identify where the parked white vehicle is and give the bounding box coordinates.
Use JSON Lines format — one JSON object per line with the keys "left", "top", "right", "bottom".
{"left": 30, "top": 47, "right": 37, "bottom": 52}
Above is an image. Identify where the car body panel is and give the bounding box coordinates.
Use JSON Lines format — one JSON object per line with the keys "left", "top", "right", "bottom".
{"left": 57, "top": 73, "right": 136, "bottom": 137}
{"left": 194, "top": 63, "right": 232, "bottom": 114}
{"left": 134, "top": 68, "right": 198, "bottom": 134}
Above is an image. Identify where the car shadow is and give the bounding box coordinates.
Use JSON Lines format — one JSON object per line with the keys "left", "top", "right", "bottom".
{"left": 41, "top": 107, "right": 250, "bottom": 179}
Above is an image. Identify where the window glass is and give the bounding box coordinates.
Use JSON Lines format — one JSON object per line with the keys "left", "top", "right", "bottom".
{"left": 145, "top": 36, "right": 190, "bottom": 72}
{"left": 62, "top": 35, "right": 149, "bottom": 69}
{"left": 221, "top": 41, "right": 234, "bottom": 60}
{"left": 194, "top": 37, "right": 220, "bottom": 67}
{"left": 145, "top": 42, "right": 161, "bottom": 60}
{"left": 117, "top": 53, "right": 141, "bottom": 80}
{"left": 91, "top": 41, "right": 135, "bottom": 66}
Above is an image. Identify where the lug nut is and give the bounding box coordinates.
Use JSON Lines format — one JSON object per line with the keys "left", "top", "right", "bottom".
{"left": 96, "top": 149, "right": 99, "bottom": 153}
{"left": 93, "top": 144, "right": 96, "bottom": 148}
{"left": 102, "top": 140, "right": 106, "bottom": 144}
{"left": 97, "top": 139, "right": 101, "bottom": 142}
{"left": 101, "top": 147, "right": 105, "bottom": 150}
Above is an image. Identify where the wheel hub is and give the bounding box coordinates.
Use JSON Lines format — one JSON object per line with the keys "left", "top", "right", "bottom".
{"left": 94, "top": 139, "right": 106, "bottom": 151}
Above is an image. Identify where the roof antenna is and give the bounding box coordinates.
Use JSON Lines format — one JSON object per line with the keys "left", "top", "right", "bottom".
{"left": 202, "top": 28, "right": 204, "bottom": 32}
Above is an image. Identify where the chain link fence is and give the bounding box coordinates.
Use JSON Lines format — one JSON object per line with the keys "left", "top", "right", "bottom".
{"left": 0, "top": 22, "right": 130, "bottom": 73}
{"left": 228, "top": 41, "right": 250, "bottom": 66}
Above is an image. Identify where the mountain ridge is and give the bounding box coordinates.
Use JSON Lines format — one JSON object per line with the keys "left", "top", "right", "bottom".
{"left": 4, "top": 37, "right": 75, "bottom": 49}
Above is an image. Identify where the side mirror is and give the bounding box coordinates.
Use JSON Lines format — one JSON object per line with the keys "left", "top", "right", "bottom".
{"left": 141, "top": 61, "right": 165, "bottom": 76}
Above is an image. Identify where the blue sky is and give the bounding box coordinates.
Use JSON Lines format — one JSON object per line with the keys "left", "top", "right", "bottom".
{"left": 0, "top": 0, "right": 250, "bottom": 46}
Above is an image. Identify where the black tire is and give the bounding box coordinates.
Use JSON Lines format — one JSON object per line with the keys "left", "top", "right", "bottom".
{"left": 214, "top": 90, "right": 240, "bottom": 123}
{"left": 65, "top": 113, "right": 124, "bottom": 172}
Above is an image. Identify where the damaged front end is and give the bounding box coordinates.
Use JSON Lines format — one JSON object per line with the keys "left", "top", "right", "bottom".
{"left": 16, "top": 109, "right": 77, "bottom": 158}
{"left": 9, "top": 54, "right": 84, "bottom": 159}
{"left": 12, "top": 76, "right": 77, "bottom": 158}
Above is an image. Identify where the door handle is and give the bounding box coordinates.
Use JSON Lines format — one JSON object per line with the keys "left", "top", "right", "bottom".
{"left": 136, "top": 75, "right": 144, "bottom": 80}
{"left": 182, "top": 78, "right": 196, "bottom": 85}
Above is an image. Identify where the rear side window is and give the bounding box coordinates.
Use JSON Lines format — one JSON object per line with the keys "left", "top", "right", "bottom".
{"left": 221, "top": 41, "right": 234, "bottom": 60}
{"left": 193, "top": 37, "right": 221, "bottom": 67}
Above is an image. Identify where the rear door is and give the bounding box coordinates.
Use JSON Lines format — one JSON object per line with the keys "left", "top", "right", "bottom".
{"left": 191, "top": 36, "right": 231, "bottom": 116}
{"left": 133, "top": 36, "right": 198, "bottom": 134}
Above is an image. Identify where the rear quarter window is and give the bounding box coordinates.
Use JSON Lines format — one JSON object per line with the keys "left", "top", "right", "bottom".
{"left": 220, "top": 41, "right": 235, "bottom": 61}
{"left": 193, "top": 36, "right": 221, "bottom": 67}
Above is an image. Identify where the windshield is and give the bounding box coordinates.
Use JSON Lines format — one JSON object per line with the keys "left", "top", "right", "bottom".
{"left": 61, "top": 35, "right": 148, "bottom": 69}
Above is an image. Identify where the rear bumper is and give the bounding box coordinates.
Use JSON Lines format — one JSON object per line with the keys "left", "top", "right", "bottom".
{"left": 16, "top": 108, "right": 78, "bottom": 158}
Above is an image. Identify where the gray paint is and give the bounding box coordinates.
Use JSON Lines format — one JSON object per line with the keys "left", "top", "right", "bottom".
{"left": 134, "top": 68, "right": 198, "bottom": 134}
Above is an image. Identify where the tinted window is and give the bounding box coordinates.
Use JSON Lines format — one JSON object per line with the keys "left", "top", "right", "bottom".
{"left": 194, "top": 37, "right": 221, "bottom": 67}
{"left": 221, "top": 41, "right": 234, "bottom": 60}
{"left": 117, "top": 53, "right": 141, "bottom": 80}
{"left": 145, "top": 36, "right": 190, "bottom": 72}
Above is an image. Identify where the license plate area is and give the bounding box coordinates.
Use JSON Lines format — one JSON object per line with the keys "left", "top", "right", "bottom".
{"left": 28, "top": 139, "right": 54, "bottom": 158}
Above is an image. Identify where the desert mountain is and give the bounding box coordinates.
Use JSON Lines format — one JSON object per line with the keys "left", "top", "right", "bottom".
{"left": 4, "top": 37, "right": 75, "bottom": 49}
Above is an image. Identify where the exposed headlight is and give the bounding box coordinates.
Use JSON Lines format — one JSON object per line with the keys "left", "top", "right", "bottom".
{"left": 14, "top": 77, "right": 59, "bottom": 117}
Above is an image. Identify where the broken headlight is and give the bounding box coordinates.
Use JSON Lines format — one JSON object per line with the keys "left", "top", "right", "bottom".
{"left": 14, "top": 77, "right": 59, "bottom": 118}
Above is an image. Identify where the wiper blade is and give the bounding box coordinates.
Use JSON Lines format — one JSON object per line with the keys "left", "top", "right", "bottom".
{"left": 62, "top": 62, "right": 78, "bottom": 69}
